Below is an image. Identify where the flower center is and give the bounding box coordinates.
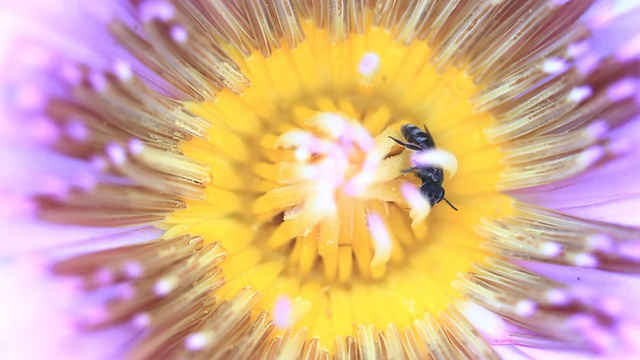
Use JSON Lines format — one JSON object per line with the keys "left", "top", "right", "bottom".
{"left": 37, "top": 0, "right": 640, "bottom": 357}
{"left": 155, "top": 18, "right": 513, "bottom": 347}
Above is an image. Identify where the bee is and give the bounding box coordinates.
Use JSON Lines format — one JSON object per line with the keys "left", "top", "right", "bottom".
{"left": 389, "top": 124, "right": 458, "bottom": 211}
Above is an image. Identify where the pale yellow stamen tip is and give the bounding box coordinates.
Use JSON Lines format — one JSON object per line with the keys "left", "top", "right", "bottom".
{"left": 274, "top": 130, "right": 315, "bottom": 150}
{"left": 358, "top": 52, "right": 381, "bottom": 87}
{"left": 273, "top": 296, "right": 312, "bottom": 329}
{"left": 367, "top": 213, "right": 393, "bottom": 267}
{"left": 306, "top": 112, "right": 349, "bottom": 139}
{"left": 402, "top": 183, "right": 431, "bottom": 228}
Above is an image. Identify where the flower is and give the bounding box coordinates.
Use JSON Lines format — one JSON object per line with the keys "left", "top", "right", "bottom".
{"left": 1, "top": 0, "right": 640, "bottom": 359}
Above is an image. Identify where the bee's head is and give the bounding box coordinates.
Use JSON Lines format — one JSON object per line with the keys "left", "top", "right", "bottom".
{"left": 419, "top": 182, "right": 458, "bottom": 211}
{"left": 419, "top": 182, "right": 445, "bottom": 207}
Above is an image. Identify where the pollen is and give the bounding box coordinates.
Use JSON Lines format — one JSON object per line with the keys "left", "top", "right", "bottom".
{"left": 35, "top": 0, "right": 640, "bottom": 359}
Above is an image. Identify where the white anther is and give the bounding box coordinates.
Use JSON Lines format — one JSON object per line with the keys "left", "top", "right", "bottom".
{"left": 573, "top": 253, "right": 599, "bottom": 268}
{"left": 515, "top": 300, "right": 537, "bottom": 317}
{"left": 171, "top": 25, "right": 188, "bottom": 43}
{"left": 75, "top": 170, "right": 97, "bottom": 192}
{"left": 106, "top": 143, "right": 127, "bottom": 166}
{"left": 540, "top": 241, "right": 562, "bottom": 257}
{"left": 91, "top": 155, "right": 110, "bottom": 172}
{"left": 568, "top": 86, "right": 592, "bottom": 103}
{"left": 567, "top": 41, "right": 589, "bottom": 58}
{"left": 358, "top": 52, "right": 381, "bottom": 87}
{"left": 542, "top": 58, "right": 569, "bottom": 75}
{"left": 617, "top": 33, "right": 640, "bottom": 62}
{"left": 274, "top": 296, "right": 293, "bottom": 328}
{"left": 89, "top": 72, "right": 108, "bottom": 92}
{"left": 65, "top": 120, "right": 89, "bottom": 142}
{"left": 154, "top": 277, "right": 177, "bottom": 296}
{"left": 59, "top": 63, "right": 83, "bottom": 85}
{"left": 140, "top": 0, "right": 175, "bottom": 22}
{"left": 128, "top": 138, "right": 145, "bottom": 156}
{"left": 608, "top": 78, "right": 638, "bottom": 101}
{"left": 577, "top": 146, "right": 604, "bottom": 167}
{"left": 546, "top": 289, "right": 570, "bottom": 305}
{"left": 113, "top": 60, "right": 133, "bottom": 81}
{"left": 94, "top": 267, "right": 114, "bottom": 284}
{"left": 586, "top": 234, "right": 614, "bottom": 253}
{"left": 132, "top": 313, "right": 151, "bottom": 329}
{"left": 576, "top": 53, "right": 601, "bottom": 75}
{"left": 185, "top": 332, "right": 208, "bottom": 351}
{"left": 123, "top": 261, "right": 144, "bottom": 278}
{"left": 359, "top": 53, "right": 381, "bottom": 76}
{"left": 584, "top": 120, "right": 608, "bottom": 140}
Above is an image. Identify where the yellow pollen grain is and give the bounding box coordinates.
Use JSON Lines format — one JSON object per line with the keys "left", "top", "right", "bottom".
{"left": 170, "top": 16, "right": 512, "bottom": 353}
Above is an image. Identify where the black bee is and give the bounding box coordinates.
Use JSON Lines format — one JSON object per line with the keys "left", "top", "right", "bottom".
{"left": 389, "top": 124, "right": 458, "bottom": 211}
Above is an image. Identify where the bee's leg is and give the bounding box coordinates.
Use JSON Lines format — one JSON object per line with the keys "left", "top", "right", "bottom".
{"left": 400, "top": 167, "right": 417, "bottom": 174}
{"left": 388, "top": 136, "right": 422, "bottom": 151}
